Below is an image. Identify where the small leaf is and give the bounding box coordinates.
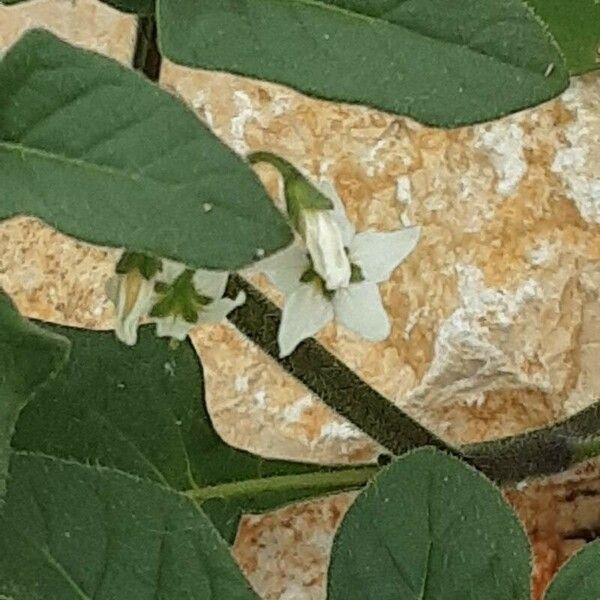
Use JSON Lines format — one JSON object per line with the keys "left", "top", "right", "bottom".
{"left": 328, "top": 448, "right": 531, "bottom": 600}
{"left": 0, "top": 30, "right": 292, "bottom": 270}
{"left": 12, "top": 323, "right": 377, "bottom": 541}
{"left": 157, "top": 0, "right": 568, "bottom": 127}
{"left": 0, "top": 291, "right": 69, "bottom": 497}
{"left": 0, "top": 453, "right": 257, "bottom": 599}
{"left": 526, "top": 0, "right": 600, "bottom": 75}
{"left": 544, "top": 539, "right": 600, "bottom": 600}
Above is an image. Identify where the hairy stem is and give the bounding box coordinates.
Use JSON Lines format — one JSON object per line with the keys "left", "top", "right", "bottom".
{"left": 184, "top": 465, "right": 379, "bottom": 502}
{"left": 131, "top": 29, "right": 600, "bottom": 486}
{"left": 226, "top": 275, "right": 453, "bottom": 457}
{"left": 133, "top": 16, "right": 161, "bottom": 82}
{"left": 227, "top": 275, "right": 600, "bottom": 484}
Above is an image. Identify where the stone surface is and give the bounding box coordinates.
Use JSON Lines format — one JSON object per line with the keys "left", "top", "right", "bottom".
{"left": 161, "top": 62, "right": 600, "bottom": 452}
{"left": 1, "top": 2, "right": 600, "bottom": 599}
{"left": 0, "top": 0, "right": 135, "bottom": 63}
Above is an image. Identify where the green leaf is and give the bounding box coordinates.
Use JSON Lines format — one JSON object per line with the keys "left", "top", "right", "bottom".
{"left": 0, "top": 452, "right": 257, "bottom": 599}
{"left": 157, "top": 0, "right": 568, "bottom": 127}
{"left": 328, "top": 448, "right": 531, "bottom": 600}
{"left": 544, "top": 540, "right": 600, "bottom": 600}
{"left": 0, "top": 30, "right": 292, "bottom": 270}
{"left": 526, "top": 0, "right": 600, "bottom": 75}
{"left": 12, "top": 323, "right": 377, "bottom": 542}
{"left": 101, "top": 0, "right": 155, "bottom": 14}
{"left": 0, "top": 291, "right": 70, "bottom": 498}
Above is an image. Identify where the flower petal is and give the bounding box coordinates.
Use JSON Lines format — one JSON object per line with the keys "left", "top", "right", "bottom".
{"left": 278, "top": 283, "right": 334, "bottom": 357}
{"left": 154, "top": 316, "right": 193, "bottom": 341}
{"left": 199, "top": 291, "right": 246, "bottom": 323}
{"left": 159, "top": 258, "right": 187, "bottom": 283}
{"left": 302, "top": 209, "right": 351, "bottom": 290}
{"left": 253, "top": 242, "right": 309, "bottom": 295}
{"left": 333, "top": 282, "right": 390, "bottom": 341}
{"left": 318, "top": 180, "right": 355, "bottom": 245}
{"left": 193, "top": 269, "right": 229, "bottom": 299}
{"left": 350, "top": 226, "right": 421, "bottom": 283}
{"left": 104, "top": 276, "right": 119, "bottom": 305}
{"left": 106, "top": 273, "right": 155, "bottom": 346}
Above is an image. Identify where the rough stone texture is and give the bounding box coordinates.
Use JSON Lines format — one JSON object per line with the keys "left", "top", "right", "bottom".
{"left": 0, "top": 0, "right": 135, "bottom": 63}
{"left": 161, "top": 62, "right": 600, "bottom": 453}
{"left": 1, "top": 2, "right": 600, "bottom": 599}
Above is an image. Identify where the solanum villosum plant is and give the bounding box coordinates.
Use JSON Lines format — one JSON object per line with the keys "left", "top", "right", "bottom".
{"left": 0, "top": 0, "right": 599, "bottom": 598}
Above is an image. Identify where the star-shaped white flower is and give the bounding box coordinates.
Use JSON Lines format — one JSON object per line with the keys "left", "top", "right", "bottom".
{"left": 151, "top": 260, "right": 245, "bottom": 342}
{"left": 257, "top": 183, "right": 421, "bottom": 357}
{"left": 106, "top": 256, "right": 245, "bottom": 345}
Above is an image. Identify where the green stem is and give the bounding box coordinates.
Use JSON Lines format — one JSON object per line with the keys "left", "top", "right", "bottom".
{"left": 572, "top": 436, "right": 600, "bottom": 464}
{"left": 131, "top": 35, "right": 600, "bottom": 486}
{"left": 247, "top": 151, "right": 299, "bottom": 181}
{"left": 133, "top": 16, "right": 162, "bottom": 82}
{"left": 226, "top": 275, "right": 455, "bottom": 458}
{"left": 227, "top": 275, "right": 600, "bottom": 484}
{"left": 461, "top": 398, "right": 600, "bottom": 482}
{"left": 184, "top": 465, "right": 379, "bottom": 502}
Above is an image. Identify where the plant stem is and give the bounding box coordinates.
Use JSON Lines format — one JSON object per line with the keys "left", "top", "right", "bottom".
{"left": 227, "top": 275, "right": 600, "bottom": 484}
{"left": 133, "top": 16, "right": 161, "bottom": 82}
{"left": 226, "top": 275, "right": 454, "bottom": 457}
{"left": 184, "top": 465, "right": 379, "bottom": 502}
{"left": 130, "top": 27, "right": 600, "bottom": 486}
{"left": 464, "top": 402, "right": 600, "bottom": 482}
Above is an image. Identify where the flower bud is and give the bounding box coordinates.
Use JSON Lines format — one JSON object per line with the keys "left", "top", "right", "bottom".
{"left": 301, "top": 209, "right": 351, "bottom": 290}
{"left": 105, "top": 269, "right": 154, "bottom": 346}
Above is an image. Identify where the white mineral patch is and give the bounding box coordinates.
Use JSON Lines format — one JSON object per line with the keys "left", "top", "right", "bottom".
{"left": 282, "top": 395, "right": 314, "bottom": 423}
{"left": 552, "top": 80, "right": 600, "bottom": 225}
{"left": 270, "top": 93, "right": 292, "bottom": 117}
{"left": 410, "top": 264, "right": 543, "bottom": 403}
{"left": 473, "top": 121, "right": 526, "bottom": 196}
{"left": 453, "top": 263, "right": 542, "bottom": 329}
{"left": 231, "top": 90, "right": 255, "bottom": 154}
{"left": 234, "top": 375, "right": 249, "bottom": 393}
{"left": 253, "top": 389, "right": 267, "bottom": 409}
{"left": 363, "top": 138, "right": 387, "bottom": 177}
{"left": 528, "top": 240, "right": 556, "bottom": 266}
{"left": 396, "top": 175, "right": 412, "bottom": 204}
{"left": 318, "top": 421, "right": 363, "bottom": 441}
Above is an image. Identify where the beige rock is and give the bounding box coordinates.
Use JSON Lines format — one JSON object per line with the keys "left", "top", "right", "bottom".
{"left": 0, "top": 0, "right": 135, "bottom": 62}
{"left": 1, "top": 2, "right": 600, "bottom": 599}
{"left": 162, "top": 61, "right": 600, "bottom": 451}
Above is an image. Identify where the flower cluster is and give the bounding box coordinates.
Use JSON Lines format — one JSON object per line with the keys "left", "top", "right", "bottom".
{"left": 107, "top": 153, "right": 420, "bottom": 355}
{"left": 106, "top": 253, "right": 245, "bottom": 346}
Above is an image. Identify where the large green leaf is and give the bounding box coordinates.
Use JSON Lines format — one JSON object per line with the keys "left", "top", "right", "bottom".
{"left": 328, "top": 448, "right": 531, "bottom": 600}
{"left": 544, "top": 540, "right": 600, "bottom": 600}
{"left": 0, "top": 452, "right": 257, "bottom": 599}
{"left": 157, "top": 0, "right": 568, "bottom": 127}
{"left": 526, "top": 0, "right": 600, "bottom": 75}
{"left": 102, "top": 0, "right": 155, "bottom": 13}
{"left": 0, "top": 291, "right": 69, "bottom": 497}
{"left": 12, "top": 323, "right": 377, "bottom": 542}
{"left": 0, "top": 30, "right": 292, "bottom": 270}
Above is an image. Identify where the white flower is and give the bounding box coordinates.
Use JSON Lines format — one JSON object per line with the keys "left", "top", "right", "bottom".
{"left": 300, "top": 209, "right": 351, "bottom": 290}
{"left": 105, "top": 269, "right": 155, "bottom": 346}
{"left": 151, "top": 261, "right": 245, "bottom": 341}
{"left": 106, "top": 256, "right": 245, "bottom": 345}
{"left": 256, "top": 183, "right": 421, "bottom": 357}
